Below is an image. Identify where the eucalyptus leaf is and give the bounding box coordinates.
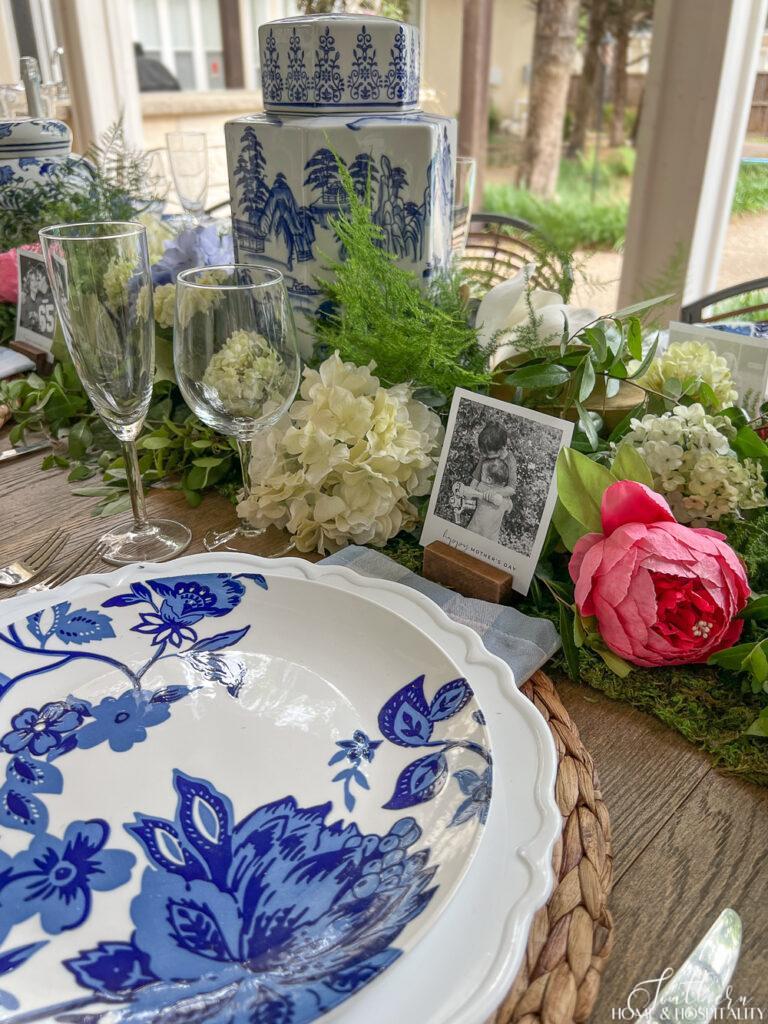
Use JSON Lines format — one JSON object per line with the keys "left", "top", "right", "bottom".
{"left": 556, "top": 447, "right": 616, "bottom": 532}
{"left": 627, "top": 333, "right": 659, "bottom": 380}
{"left": 578, "top": 358, "right": 596, "bottom": 403}
{"left": 627, "top": 317, "right": 643, "bottom": 361}
{"left": 583, "top": 326, "right": 607, "bottom": 365}
{"left": 505, "top": 363, "right": 571, "bottom": 390}
{"left": 605, "top": 377, "right": 621, "bottom": 399}
{"left": 575, "top": 399, "right": 599, "bottom": 451}
{"left": 68, "top": 419, "right": 93, "bottom": 459}
{"left": 611, "top": 293, "right": 675, "bottom": 320}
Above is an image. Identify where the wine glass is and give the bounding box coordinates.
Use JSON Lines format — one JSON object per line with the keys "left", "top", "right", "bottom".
{"left": 166, "top": 131, "right": 209, "bottom": 223}
{"left": 173, "top": 265, "right": 300, "bottom": 554}
{"left": 452, "top": 156, "right": 477, "bottom": 257}
{"left": 39, "top": 221, "right": 191, "bottom": 565}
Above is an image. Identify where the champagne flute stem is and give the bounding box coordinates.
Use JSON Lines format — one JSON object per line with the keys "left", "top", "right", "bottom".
{"left": 122, "top": 440, "right": 149, "bottom": 530}
{"left": 237, "top": 438, "right": 253, "bottom": 501}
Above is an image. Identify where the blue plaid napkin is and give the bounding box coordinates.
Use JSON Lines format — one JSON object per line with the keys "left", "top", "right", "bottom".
{"left": 321, "top": 546, "right": 560, "bottom": 687}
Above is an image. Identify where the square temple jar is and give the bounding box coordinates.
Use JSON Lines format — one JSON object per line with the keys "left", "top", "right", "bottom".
{"left": 225, "top": 14, "right": 456, "bottom": 353}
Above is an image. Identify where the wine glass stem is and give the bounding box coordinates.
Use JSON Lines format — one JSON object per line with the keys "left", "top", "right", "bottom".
{"left": 122, "top": 439, "right": 149, "bottom": 530}
{"left": 237, "top": 438, "right": 253, "bottom": 501}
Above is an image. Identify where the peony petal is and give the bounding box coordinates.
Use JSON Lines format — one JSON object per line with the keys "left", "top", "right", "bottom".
{"left": 569, "top": 533, "right": 603, "bottom": 584}
{"left": 594, "top": 549, "right": 639, "bottom": 607}
{"left": 601, "top": 481, "right": 676, "bottom": 537}
{"left": 571, "top": 538, "right": 605, "bottom": 617}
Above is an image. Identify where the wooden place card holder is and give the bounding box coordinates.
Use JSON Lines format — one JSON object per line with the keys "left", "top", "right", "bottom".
{"left": 423, "top": 541, "right": 515, "bottom": 604}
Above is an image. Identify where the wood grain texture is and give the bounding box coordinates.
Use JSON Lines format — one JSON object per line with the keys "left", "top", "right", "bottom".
{"left": 593, "top": 769, "right": 768, "bottom": 1017}
{"left": 423, "top": 540, "right": 515, "bottom": 603}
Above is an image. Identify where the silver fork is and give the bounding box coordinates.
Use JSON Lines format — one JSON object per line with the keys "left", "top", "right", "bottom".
{"left": 0, "top": 528, "right": 67, "bottom": 587}
{"left": 25, "top": 544, "right": 105, "bottom": 594}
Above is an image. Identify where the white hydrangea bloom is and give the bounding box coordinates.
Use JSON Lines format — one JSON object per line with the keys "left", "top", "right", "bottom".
{"left": 103, "top": 257, "right": 135, "bottom": 313}
{"left": 202, "top": 330, "right": 290, "bottom": 418}
{"left": 620, "top": 403, "right": 767, "bottom": 522}
{"left": 638, "top": 340, "right": 739, "bottom": 410}
{"left": 238, "top": 351, "right": 444, "bottom": 554}
{"left": 153, "top": 283, "right": 177, "bottom": 328}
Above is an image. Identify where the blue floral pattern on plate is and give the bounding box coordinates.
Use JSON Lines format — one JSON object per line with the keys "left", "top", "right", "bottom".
{"left": 0, "top": 569, "right": 489, "bottom": 1019}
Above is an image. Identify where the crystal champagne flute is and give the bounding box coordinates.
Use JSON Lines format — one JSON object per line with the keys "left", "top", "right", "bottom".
{"left": 39, "top": 221, "right": 191, "bottom": 564}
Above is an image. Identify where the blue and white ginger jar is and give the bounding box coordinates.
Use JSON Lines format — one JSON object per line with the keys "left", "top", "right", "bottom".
{"left": 0, "top": 118, "right": 78, "bottom": 209}
{"left": 225, "top": 14, "right": 456, "bottom": 353}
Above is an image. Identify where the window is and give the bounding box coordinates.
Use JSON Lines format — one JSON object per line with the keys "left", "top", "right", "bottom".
{"left": 130, "top": 0, "right": 227, "bottom": 90}
{"left": 200, "top": 0, "right": 224, "bottom": 88}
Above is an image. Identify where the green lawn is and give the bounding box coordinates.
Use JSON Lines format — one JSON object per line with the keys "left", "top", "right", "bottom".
{"left": 483, "top": 154, "right": 768, "bottom": 253}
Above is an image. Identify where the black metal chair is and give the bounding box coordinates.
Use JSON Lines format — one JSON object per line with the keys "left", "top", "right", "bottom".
{"left": 681, "top": 276, "right": 768, "bottom": 323}
{"left": 461, "top": 212, "right": 573, "bottom": 298}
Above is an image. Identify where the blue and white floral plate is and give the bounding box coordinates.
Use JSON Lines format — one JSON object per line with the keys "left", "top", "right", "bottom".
{"left": 0, "top": 555, "right": 560, "bottom": 1024}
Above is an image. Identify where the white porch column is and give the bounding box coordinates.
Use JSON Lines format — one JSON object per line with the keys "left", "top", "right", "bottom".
{"left": 55, "top": 0, "right": 143, "bottom": 152}
{"left": 618, "top": 0, "right": 767, "bottom": 314}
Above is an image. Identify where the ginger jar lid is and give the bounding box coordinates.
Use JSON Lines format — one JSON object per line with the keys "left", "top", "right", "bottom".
{"left": 258, "top": 14, "right": 420, "bottom": 115}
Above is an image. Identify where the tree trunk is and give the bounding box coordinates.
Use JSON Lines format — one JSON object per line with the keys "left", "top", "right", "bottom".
{"left": 518, "top": 0, "right": 581, "bottom": 198}
{"left": 609, "top": 6, "right": 630, "bottom": 146}
{"left": 567, "top": 0, "right": 608, "bottom": 158}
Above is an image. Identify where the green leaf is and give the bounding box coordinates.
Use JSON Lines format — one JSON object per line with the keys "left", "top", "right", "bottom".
{"left": 183, "top": 488, "right": 204, "bottom": 508}
{"left": 97, "top": 493, "right": 133, "bottom": 517}
{"left": 608, "top": 402, "right": 646, "bottom": 442}
{"left": 193, "top": 456, "right": 226, "bottom": 469}
{"left": 627, "top": 333, "right": 659, "bottom": 380}
{"left": 612, "top": 444, "right": 654, "bottom": 487}
{"left": 708, "top": 642, "right": 755, "bottom": 671}
{"left": 611, "top": 293, "right": 675, "bottom": 320}
{"left": 627, "top": 317, "right": 643, "bottom": 361}
{"left": 573, "top": 612, "right": 586, "bottom": 648}
{"left": 140, "top": 435, "right": 173, "bottom": 451}
{"left": 745, "top": 707, "right": 768, "bottom": 738}
{"left": 605, "top": 376, "right": 621, "bottom": 399}
{"left": 552, "top": 498, "right": 588, "bottom": 551}
{"left": 740, "top": 596, "right": 768, "bottom": 622}
{"left": 556, "top": 448, "right": 616, "bottom": 532}
{"left": 748, "top": 641, "right": 768, "bottom": 685}
{"left": 505, "top": 363, "right": 572, "bottom": 390}
{"left": 578, "top": 358, "right": 596, "bottom": 403}
{"left": 583, "top": 326, "right": 607, "bottom": 365}
{"left": 41, "top": 453, "right": 56, "bottom": 471}
{"left": 595, "top": 646, "right": 633, "bottom": 677}
{"left": 575, "top": 400, "right": 598, "bottom": 451}
{"left": 67, "top": 419, "right": 92, "bottom": 459}
{"left": 732, "top": 425, "right": 768, "bottom": 461}
{"left": 559, "top": 604, "right": 580, "bottom": 681}
{"left": 72, "top": 485, "right": 122, "bottom": 497}
{"left": 67, "top": 464, "right": 96, "bottom": 482}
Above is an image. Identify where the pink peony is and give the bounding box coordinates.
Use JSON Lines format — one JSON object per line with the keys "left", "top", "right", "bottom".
{"left": 0, "top": 248, "right": 18, "bottom": 304}
{"left": 569, "top": 480, "right": 749, "bottom": 667}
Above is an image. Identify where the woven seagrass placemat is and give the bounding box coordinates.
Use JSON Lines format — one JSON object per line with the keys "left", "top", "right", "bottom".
{"left": 488, "top": 671, "right": 614, "bottom": 1024}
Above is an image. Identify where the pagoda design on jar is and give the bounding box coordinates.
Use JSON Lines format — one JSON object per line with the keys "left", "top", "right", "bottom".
{"left": 225, "top": 14, "right": 456, "bottom": 353}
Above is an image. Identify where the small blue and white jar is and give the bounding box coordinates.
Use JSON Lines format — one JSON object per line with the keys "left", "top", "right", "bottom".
{"left": 0, "top": 118, "right": 76, "bottom": 207}
{"left": 225, "top": 13, "right": 456, "bottom": 354}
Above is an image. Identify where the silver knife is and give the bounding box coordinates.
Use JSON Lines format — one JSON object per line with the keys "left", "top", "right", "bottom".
{"left": 644, "top": 909, "right": 742, "bottom": 1023}
{"left": 0, "top": 440, "right": 52, "bottom": 462}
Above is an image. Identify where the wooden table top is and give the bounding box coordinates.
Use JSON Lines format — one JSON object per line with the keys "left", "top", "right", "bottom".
{"left": 2, "top": 442, "right": 767, "bottom": 1020}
